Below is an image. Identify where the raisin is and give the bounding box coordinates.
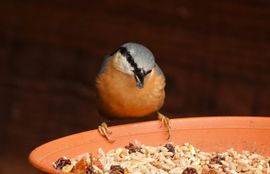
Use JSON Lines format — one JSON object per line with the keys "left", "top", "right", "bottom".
{"left": 164, "top": 143, "right": 175, "bottom": 154}
{"left": 53, "top": 157, "right": 71, "bottom": 170}
{"left": 124, "top": 143, "right": 142, "bottom": 154}
{"left": 86, "top": 166, "right": 95, "bottom": 174}
{"left": 182, "top": 167, "right": 198, "bottom": 174}
{"left": 210, "top": 155, "right": 225, "bottom": 165}
{"left": 109, "top": 165, "right": 124, "bottom": 174}
{"left": 201, "top": 169, "right": 218, "bottom": 174}
{"left": 268, "top": 160, "right": 270, "bottom": 167}
{"left": 74, "top": 159, "right": 88, "bottom": 174}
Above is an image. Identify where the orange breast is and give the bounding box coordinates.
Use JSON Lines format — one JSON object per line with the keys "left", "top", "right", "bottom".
{"left": 96, "top": 60, "right": 165, "bottom": 118}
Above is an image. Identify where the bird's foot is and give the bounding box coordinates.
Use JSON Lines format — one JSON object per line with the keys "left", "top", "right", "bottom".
{"left": 157, "top": 112, "right": 171, "bottom": 139}
{"left": 98, "top": 122, "right": 115, "bottom": 143}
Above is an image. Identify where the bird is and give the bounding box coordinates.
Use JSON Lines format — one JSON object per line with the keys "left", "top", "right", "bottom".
{"left": 95, "top": 42, "right": 170, "bottom": 142}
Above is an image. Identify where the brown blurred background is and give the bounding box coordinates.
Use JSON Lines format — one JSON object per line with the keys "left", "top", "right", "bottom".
{"left": 1, "top": 0, "right": 270, "bottom": 173}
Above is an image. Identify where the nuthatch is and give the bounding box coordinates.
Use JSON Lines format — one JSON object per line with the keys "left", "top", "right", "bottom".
{"left": 96, "top": 42, "right": 170, "bottom": 142}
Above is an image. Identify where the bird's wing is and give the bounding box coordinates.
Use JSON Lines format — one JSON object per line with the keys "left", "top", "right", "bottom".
{"left": 155, "top": 63, "right": 165, "bottom": 77}
{"left": 98, "top": 55, "right": 112, "bottom": 74}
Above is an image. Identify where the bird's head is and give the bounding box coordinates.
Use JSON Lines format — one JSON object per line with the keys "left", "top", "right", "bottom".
{"left": 111, "top": 42, "right": 155, "bottom": 89}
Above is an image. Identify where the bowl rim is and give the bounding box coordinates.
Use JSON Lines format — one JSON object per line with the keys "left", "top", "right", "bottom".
{"left": 29, "top": 116, "right": 270, "bottom": 174}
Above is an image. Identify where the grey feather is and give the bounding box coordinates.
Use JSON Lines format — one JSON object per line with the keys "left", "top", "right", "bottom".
{"left": 99, "top": 43, "right": 162, "bottom": 77}
{"left": 122, "top": 42, "right": 155, "bottom": 72}
{"left": 98, "top": 55, "right": 112, "bottom": 74}
{"left": 155, "top": 63, "right": 165, "bottom": 77}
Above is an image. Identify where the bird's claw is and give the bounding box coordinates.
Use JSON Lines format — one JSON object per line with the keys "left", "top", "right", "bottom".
{"left": 98, "top": 122, "right": 115, "bottom": 143}
{"left": 157, "top": 112, "right": 171, "bottom": 139}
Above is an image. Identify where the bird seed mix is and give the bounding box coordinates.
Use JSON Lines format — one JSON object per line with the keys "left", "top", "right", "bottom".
{"left": 53, "top": 142, "right": 270, "bottom": 174}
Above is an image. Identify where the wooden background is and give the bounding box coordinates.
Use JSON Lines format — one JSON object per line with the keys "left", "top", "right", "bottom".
{"left": 1, "top": 0, "right": 270, "bottom": 173}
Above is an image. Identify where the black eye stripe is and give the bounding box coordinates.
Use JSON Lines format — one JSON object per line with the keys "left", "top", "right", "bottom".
{"left": 118, "top": 47, "right": 144, "bottom": 75}
{"left": 146, "top": 69, "right": 152, "bottom": 75}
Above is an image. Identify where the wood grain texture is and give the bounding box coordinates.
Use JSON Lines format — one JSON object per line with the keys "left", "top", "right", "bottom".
{"left": 0, "top": 0, "right": 270, "bottom": 173}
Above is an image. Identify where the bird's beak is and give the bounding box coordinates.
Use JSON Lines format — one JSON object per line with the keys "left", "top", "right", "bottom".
{"left": 134, "top": 73, "right": 144, "bottom": 89}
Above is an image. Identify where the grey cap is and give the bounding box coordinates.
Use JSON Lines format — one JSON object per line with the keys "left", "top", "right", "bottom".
{"left": 121, "top": 42, "right": 155, "bottom": 72}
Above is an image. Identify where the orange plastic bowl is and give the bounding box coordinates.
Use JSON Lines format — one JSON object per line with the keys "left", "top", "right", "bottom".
{"left": 29, "top": 116, "right": 270, "bottom": 174}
